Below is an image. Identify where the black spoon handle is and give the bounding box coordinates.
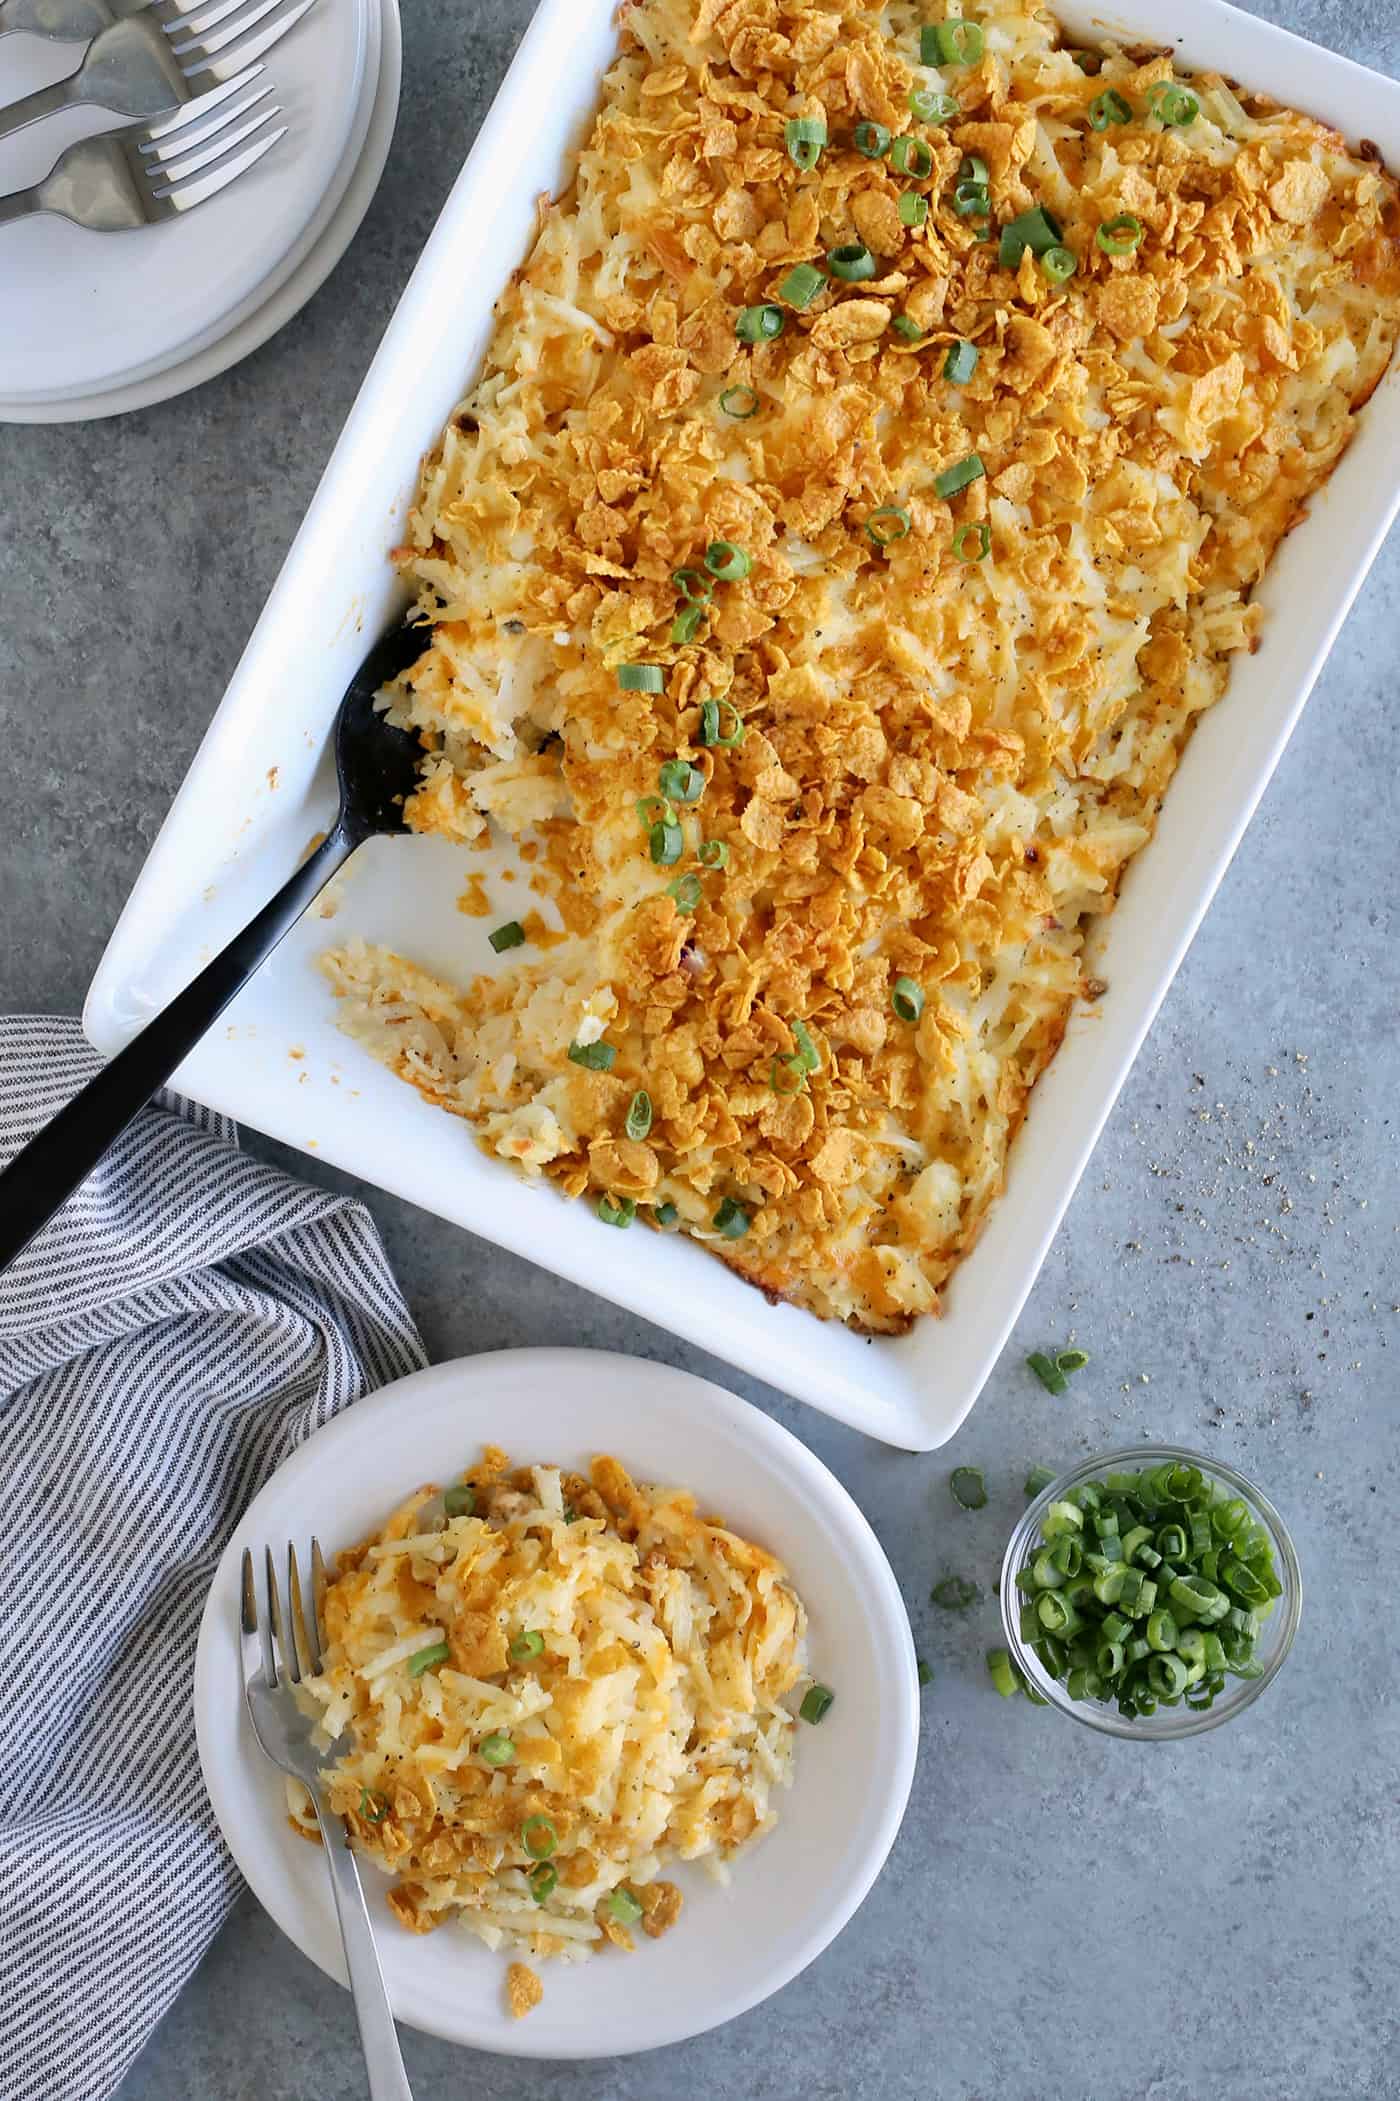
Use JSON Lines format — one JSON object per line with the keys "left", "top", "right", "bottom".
{"left": 0, "top": 820, "right": 357, "bottom": 1275}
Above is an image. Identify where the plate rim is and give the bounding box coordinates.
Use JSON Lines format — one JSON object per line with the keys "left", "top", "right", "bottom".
{"left": 193, "top": 1346, "right": 921, "bottom": 2059}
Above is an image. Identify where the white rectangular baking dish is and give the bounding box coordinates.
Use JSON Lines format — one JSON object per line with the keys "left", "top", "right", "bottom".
{"left": 85, "top": 0, "right": 1400, "bottom": 1450}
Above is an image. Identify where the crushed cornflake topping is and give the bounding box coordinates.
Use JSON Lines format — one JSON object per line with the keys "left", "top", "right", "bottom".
{"left": 322, "top": 0, "right": 1400, "bottom": 1331}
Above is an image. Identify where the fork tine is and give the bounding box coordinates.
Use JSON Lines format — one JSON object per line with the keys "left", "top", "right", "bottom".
{"left": 149, "top": 98, "right": 279, "bottom": 186}
{"left": 142, "top": 79, "right": 272, "bottom": 164}
{"left": 311, "top": 1537, "right": 329, "bottom": 1658}
{"left": 185, "top": 0, "right": 314, "bottom": 80}
{"left": 161, "top": 0, "right": 265, "bottom": 37}
{"left": 161, "top": 122, "right": 286, "bottom": 210}
{"left": 287, "top": 1544, "right": 321, "bottom": 1679}
{"left": 172, "top": 0, "right": 294, "bottom": 59}
{"left": 141, "top": 61, "right": 263, "bottom": 142}
{"left": 264, "top": 1544, "right": 287, "bottom": 1686}
{"left": 240, "top": 1546, "right": 258, "bottom": 1635}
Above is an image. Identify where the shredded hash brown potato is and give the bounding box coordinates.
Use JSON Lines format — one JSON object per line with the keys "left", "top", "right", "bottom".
{"left": 322, "top": 0, "right": 1400, "bottom": 1329}
{"left": 287, "top": 1449, "right": 807, "bottom": 1988}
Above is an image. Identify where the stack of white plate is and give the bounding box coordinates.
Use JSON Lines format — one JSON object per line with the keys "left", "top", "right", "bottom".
{"left": 0, "top": 0, "right": 400, "bottom": 422}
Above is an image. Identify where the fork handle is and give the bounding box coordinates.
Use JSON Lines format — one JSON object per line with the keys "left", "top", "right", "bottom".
{"left": 0, "top": 74, "right": 76, "bottom": 142}
{"left": 0, "top": 0, "right": 114, "bottom": 39}
{"left": 0, "top": 182, "right": 39, "bottom": 223}
{"left": 310, "top": 1792, "right": 416, "bottom": 2101}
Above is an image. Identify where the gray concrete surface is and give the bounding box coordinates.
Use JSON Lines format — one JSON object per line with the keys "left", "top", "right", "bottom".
{"left": 3, "top": 2, "right": 1398, "bottom": 2096}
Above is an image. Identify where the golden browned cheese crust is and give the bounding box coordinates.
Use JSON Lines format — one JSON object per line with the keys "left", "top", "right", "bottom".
{"left": 322, "top": 0, "right": 1400, "bottom": 1329}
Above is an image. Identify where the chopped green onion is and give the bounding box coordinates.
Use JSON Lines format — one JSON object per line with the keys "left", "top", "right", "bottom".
{"left": 958, "top": 154, "right": 989, "bottom": 187}
{"left": 933, "top": 452, "right": 984, "bottom": 499}
{"left": 944, "top": 338, "right": 978, "bottom": 384}
{"left": 952, "top": 522, "right": 990, "bottom": 563}
{"left": 528, "top": 1862, "right": 557, "bottom": 1903}
{"left": 1147, "top": 80, "right": 1199, "bottom": 126}
{"left": 1024, "top": 1464, "right": 1056, "bottom": 1497}
{"left": 1089, "top": 87, "right": 1133, "bottom": 129}
{"left": 668, "top": 873, "right": 703, "bottom": 914}
{"left": 954, "top": 180, "right": 991, "bottom": 219}
{"left": 853, "top": 119, "right": 891, "bottom": 158}
{"left": 650, "top": 820, "right": 684, "bottom": 866}
{"left": 698, "top": 838, "right": 729, "bottom": 868}
{"left": 658, "top": 758, "right": 705, "bottom": 804}
{"left": 480, "top": 1732, "right": 515, "bottom": 1766}
{"left": 625, "top": 1090, "right": 653, "bottom": 1141}
{"left": 699, "top": 698, "right": 745, "bottom": 747}
{"left": 917, "top": 1658, "right": 935, "bottom": 1686}
{"left": 799, "top": 1683, "right": 835, "bottom": 1723}
{"left": 360, "top": 1788, "right": 390, "bottom": 1823}
{"left": 444, "top": 1482, "right": 476, "bottom": 1518}
{"left": 925, "top": 19, "right": 984, "bottom": 64}
{"left": 718, "top": 384, "right": 759, "bottom": 419}
{"left": 672, "top": 604, "right": 708, "bottom": 646}
{"left": 705, "top": 539, "right": 753, "bottom": 581}
{"left": 892, "top": 314, "right": 923, "bottom": 340}
{"left": 1072, "top": 48, "right": 1103, "bottom": 74}
{"left": 618, "top": 663, "right": 664, "bottom": 693}
{"left": 770, "top": 1055, "right": 808, "bottom": 1097}
{"left": 998, "top": 204, "right": 1062, "bottom": 268}
{"left": 521, "top": 1815, "right": 556, "bottom": 1859}
{"left": 636, "top": 795, "right": 674, "bottom": 828}
{"left": 1096, "top": 212, "right": 1144, "bottom": 256}
{"left": 713, "top": 1196, "right": 750, "bottom": 1238}
{"left": 567, "top": 1039, "right": 616, "bottom": 1073}
{"left": 1056, "top": 1348, "right": 1090, "bottom": 1373}
{"left": 899, "top": 191, "right": 929, "bottom": 229}
{"left": 407, "top": 1641, "right": 449, "bottom": 1677}
{"left": 607, "top": 1887, "right": 645, "bottom": 1924}
{"left": 908, "top": 87, "right": 959, "bottom": 124}
{"left": 785, "top": 115, "right": 827, "bottom": 170}
{"left": 653, "top": 1201, "right": 679, "bottom": 1228}
{"left": 891, "top": 975, "right": 924, "bottom": 1022}
{"left": 827, "top": 242, "right": 876, "bottom": 282}
{"left": 890, "top": 134, "right": 935, "bottom": 179}
{"left": 865, "top": 504, "right": 911, "bottom": 547}
{"left": 779, "top": 260, "right": 826, "bottom": 309}
{"left": 986, "top": 1647, "right": 1021, "bottom": 1698}
{"left": 1039, "top": 244, "right": 1077, "bottom": 283}
{"left": 672, "top": 566, "right": 715, "bottom": 603}
{"left": 950, "top": 1465, "right": 987, "bottom": 1511}
{"left": 510, "top": 1629, "right": 545, "bottom": 1662}
{"left": 790, "top": 1018, "right": 821, "bottom": 1071}
{"left": 597, "top": 1194, "right": 636, "bottom": 1228}
{"left": 489, "top": 921, "right": 526, "bottom": 953}
{"left": 736, "top": 303, "right": 784, "bottom": 344}
{"left": 931, "top": 1574, "right": 980, "bottom": 1609}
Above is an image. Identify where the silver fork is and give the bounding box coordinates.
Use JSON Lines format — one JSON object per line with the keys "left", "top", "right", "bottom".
{"left": 242, "top": 1543, "right": 415, "bottom": 2101}
{"left": 0, "top": 0, "right": 315, "bottom": 145}
{"left": 0, "top": 67, "right": 283, "bottom": 230}
{"left": 0, "top": 0, "right": 252, "bottom": 45}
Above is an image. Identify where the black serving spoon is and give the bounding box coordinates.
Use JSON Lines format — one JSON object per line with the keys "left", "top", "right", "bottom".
{"left": 0, "top": 617, "right": 427, "bottom": 1276}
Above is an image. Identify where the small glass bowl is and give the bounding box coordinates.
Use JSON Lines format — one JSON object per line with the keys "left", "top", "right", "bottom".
{"left": 1000, "top": 1444, "right": 1302, "bottom": 1740}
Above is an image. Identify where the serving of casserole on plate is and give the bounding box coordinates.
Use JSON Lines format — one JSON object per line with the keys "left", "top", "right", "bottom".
{"left": 320, "top": 0, "right": 1399, "bottom": 1330}
{"left": 87, "top": 0, "right": 1400, "bottom": 1446}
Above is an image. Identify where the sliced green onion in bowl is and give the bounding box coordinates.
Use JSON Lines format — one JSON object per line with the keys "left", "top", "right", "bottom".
{"left": 713, "top": 1197, "right": 749, "bottom": 1238}
{"left": 892, "top": 314, "right": 923, "bottom": 340}
{"left": 827, "top": 241, "right": 876, "bottom": 282}
{"left": 890, "top": 134, "right": 934, "bottom": 179}
{"left": 790, "top": 1018, "right": 820, "bottom": 1070}
{"left": 735, "top": 302, "right": 784, "bottom": 344}
{"left": 667, "top": 873, "right": 703, "bottom": 914}
{"left": 671, "top": 604, "right": 707, "bottom": 646}
{"left": 718, "top": 384, "right": 759, "bottom": 419}
{"left": 607, "top": 1887, "right": 645, "bottom": 1924}
{"left": 521, "top": 1815, "right": 556, "bottom": 1859}
{"left": 625, "top": 1089, "right": 653, "bottom": 1140}
{"left": 597, "top": 1194, "right": 636, "bottom": 1228}
{"left": 360, "top": 1788, "right": 390, "bottom": 1823}
{"left": 908, "top": 86, "right": 959, "bottom": 124}
{"left": 779, "top": 260, "right": 825, "bottom": 309}
{"left": 489, "top": 921, "right": 526, "bottom": 953}
{"left": 865, "top": 504, "right": 911, "bottom": 547}
{"left": 1039, "top": 243, "right": 1077, "bottom": 283}
{"left": 704, "top": 539, "right": 753, "bottom": 581}
{"left": 958, "top": 153, "right": 989, "bottom": 186}
{"left": 698, "top": 698, "right": 745, "bottom": 747}
{"left": 618, "top": 663, "right": 664, "bottom": 692}
{"left": 1096, "top": 212, "right": 1144, "bottom": 255}
{"left": 1147, "top": 79, "right": 1199, "bottom": 126}
{"left": 891, "top": 975, "right": 924, "bottom": 1022}
{"left": 950, "top": 1465, "right": 988, "bottom": 1510}
{"left": 444, "top": 1482, "right": 476, "bottom": 1518}
{"left": 1089, "top": 87, "right": 1133, "bottom": 128}
{"left": 933, "top": 452, "right": 984, "bottom": 498}
{"left": 998, "top": 204, "right": 1062, "bottom": 268}
{"left": 635, "top": 794, "right": 674, "bottom": 828}
{"left": 653, "top": 1201, "right": 679, "bottom": 1228}
{"left": 924, "top": 19, "right": 983, "bottom": 63}
{"left": 698, "top": 837, "right": 729, "bottom": 868}
{"left": 658, "top": 758, "right": 704, "bottom": 803}
{"left": 672, "top": 566, "right": 714, "bottom": 603}
{"left": 853, "top": 118, "right": 891, "bottom": 158}
{"left": 509, "top": 1629, "right": 545, "bottom": 1662}
{"left": 799, "top": 1683, "right": 835, "bottom": 1723}
{"left": 952, "top": 521, "right": 990, "bottom": 563}
{"left": 770, "top": 1055, "right": 808, "bottom": 1096}
{"left": 528, "top": 1862, "right": 558, "bottom": 1904}
{"left": 567, "top": 1039, "right": 616, "bottom": 1073}
{"left": 407, "top": 1641, "right": 450, "bottom": 1677}
{"left": 649, "top": 820, "right": 684, "bottom": 866}
{"left": 899, "top": 191, "right": 929, "bottom": 230}
{"left": 944, "top": 338, "right": 978, "bottom": 383}
{"left": 784, "top": 115, "right": 827, "bottom": 170}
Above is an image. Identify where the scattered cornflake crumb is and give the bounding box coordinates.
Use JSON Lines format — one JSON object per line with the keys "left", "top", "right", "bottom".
{"left": 639, "top": 1881, "right": 684, "bottom": 1940}
{"left": 458, "top": 872, "right": 491, "bottom": 918}
{"left": 289, "top": 1046, "right": 305, "bottom": 1061}
{"left": 506, "top": 1963, "right": 543, "bottom": 2019}
{"left": 522, "top": 907, "right": 567, "bottom": 950}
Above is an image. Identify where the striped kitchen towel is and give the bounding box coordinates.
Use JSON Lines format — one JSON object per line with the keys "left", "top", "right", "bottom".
{"left": 0, "top": 1017, "right": 427, "bottom": 2101}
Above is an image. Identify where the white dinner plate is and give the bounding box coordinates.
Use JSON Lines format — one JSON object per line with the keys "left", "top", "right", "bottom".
{"left": 0, "top": 0, "right": 371, "bottom": 404}
{"left": 194, "top": 1349, "right": 921, "bottom": 2058}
